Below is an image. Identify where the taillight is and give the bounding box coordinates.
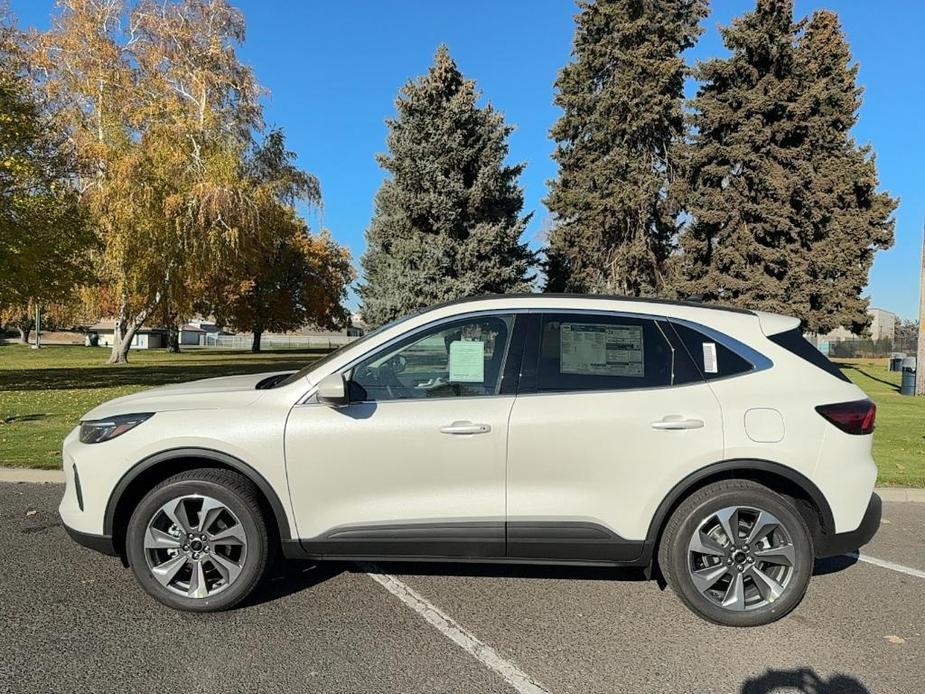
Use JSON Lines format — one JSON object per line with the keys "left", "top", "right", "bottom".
{"left": 815, "top": 399, "right": 876, "bottom": 435}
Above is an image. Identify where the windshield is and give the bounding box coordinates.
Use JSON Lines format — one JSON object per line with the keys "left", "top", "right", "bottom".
{"left": 271, "top": 314, "right": 412, "bottom": 388}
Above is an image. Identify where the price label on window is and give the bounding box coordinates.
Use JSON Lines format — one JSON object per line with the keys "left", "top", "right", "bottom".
{"left": 449, "top": 340, "right": 485, "bottom": 383}
{"left": 702, "top": 342, "right": 718, "bottom": 374}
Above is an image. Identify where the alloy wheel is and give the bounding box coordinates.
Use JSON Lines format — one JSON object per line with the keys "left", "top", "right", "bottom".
{"left": 143, "top": 494, "right": 248, "bottom": 599}
{"left": 687, "top": 505, "right": 796, "bottom": 612}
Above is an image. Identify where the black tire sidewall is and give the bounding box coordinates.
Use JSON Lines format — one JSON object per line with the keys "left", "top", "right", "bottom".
{"left": 126, "top": 478, "right": 267, "bottom": 612}
{"left": 668, "top": 488, "right": 813, "bottom": 627}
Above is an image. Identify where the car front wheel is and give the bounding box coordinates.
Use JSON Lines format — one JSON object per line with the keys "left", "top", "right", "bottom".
{"left": 658, "top": 479, "right": 813, "bottom": 627}
{"left": 125, "top": 468, "right": 269, "bottom": 612}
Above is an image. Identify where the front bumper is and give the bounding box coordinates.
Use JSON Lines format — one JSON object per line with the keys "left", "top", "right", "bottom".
{"left": 815, "top": 493, "right": 881, "bottom": 558}
{"left": 63, "top": 522, "right": 118, "bottom": 556}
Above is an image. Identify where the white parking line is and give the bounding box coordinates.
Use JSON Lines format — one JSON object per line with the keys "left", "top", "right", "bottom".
{"left": 850, "top": 552, "right": 925, "bottom": 580}
{"left": 362, "top": 566, "right": 550, "bottom": 694}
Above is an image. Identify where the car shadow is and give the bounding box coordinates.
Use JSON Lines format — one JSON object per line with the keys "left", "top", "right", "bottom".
{"left": 813, "top": 553, "right": 858, "bottom": 576}
{"left": 741, "top": 668, "right": 869, "bottom": 693}
{"left": 242, "top": 554, "right": 860, "bottom": 607}
{"left": 348, "top": 560, "right": 650, "bottom": 583}
{"left": 242, "top": 560, "right": 345, "bottom": 608}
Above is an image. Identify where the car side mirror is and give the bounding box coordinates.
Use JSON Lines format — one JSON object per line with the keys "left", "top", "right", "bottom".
{"left": 317, "top": 372, "right": 349, "bottom": 407}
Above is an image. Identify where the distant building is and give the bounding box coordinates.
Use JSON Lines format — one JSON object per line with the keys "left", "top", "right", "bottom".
{"left": 88, "top": 320, "right": 166, "bottom": 349}
{"left": 868, "top": 308, "right": 896, "bottom": 341}
{"left": 815, "top": 307, "right": 897, "bottom": 342}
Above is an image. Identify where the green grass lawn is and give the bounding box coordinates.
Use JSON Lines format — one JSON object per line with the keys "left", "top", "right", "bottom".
{"left": 0, "top": 344, "right": 321, "bottom": 469}
{"left": 1, "top": 344, "right": 923, "bottom": 486}
{"left": 836, "top": 358, "right": 925, "bottom": 487}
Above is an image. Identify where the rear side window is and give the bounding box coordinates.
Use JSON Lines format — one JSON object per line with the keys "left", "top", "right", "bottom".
{"left": 670, "top": 323, "right": 754, "bottom": 380}
{"left": 534, "top": 314, "right": 698, "bottom": 392}
{"left": 767, "top": 328, "right": 851, "bottom": 383}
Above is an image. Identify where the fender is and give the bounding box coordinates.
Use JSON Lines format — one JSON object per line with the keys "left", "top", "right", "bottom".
{"left": 644, "top": 458, "right": 835, "bottom": 547}
{"left": 103, "top": 447, "right": 292, "bottom": 540}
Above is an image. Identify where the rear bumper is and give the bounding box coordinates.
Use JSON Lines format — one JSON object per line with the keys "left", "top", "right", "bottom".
{"left": 815, "top": 493, "right": 881, "bottom": 558}
{"left": 63, "top": 522, "right": 118, "bottom": 556}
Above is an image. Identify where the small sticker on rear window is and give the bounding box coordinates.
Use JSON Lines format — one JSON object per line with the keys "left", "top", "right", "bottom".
{"left": 703, "top": 342, "right": 718, "bottom": 373}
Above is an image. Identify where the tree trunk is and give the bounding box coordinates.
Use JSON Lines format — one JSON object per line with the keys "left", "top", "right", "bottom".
{"left": 17, "top": 324, "right": 31, "bottom": 345}
{"left": 251, "top": 329, "right": 263, "bottom": 353}
{"left": 108, "top": 293, "right": 153, "bottom": 364}
{"left": 166, "top": 324, "right": 180, "bottom": 353}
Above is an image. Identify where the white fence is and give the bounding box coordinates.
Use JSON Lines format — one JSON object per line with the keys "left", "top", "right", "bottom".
{"left": 204, "top": 333, "right": 357, "bottom": 351}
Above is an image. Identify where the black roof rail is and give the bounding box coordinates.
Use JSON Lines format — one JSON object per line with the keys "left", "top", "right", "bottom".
{"left": 417, "top": 293, "right": 757, "bottom": 316}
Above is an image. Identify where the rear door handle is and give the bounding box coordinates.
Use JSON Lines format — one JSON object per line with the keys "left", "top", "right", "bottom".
{"left": 440, "top": 421, "right": 491, "bottom": 435}
{"left": 651, "top": 416, "right": 704, "bottom": 431}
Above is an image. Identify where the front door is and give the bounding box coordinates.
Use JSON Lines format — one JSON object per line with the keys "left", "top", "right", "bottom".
{"left": 284, "top": 312, "right": 521, "bottom": 559}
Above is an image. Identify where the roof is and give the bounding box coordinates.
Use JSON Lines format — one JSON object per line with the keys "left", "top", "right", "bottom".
{"left": 89, "top": 319, "right": 167, "bottom": 333}
{"left": 423, "top": 293, "right": 757, "bottom": 316}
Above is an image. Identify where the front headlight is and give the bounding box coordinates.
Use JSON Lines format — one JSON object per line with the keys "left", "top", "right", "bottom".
{"left": 79, "top": 413, "right": 154, "bottom": 444}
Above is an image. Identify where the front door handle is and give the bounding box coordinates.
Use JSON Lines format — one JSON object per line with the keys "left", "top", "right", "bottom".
{"left": 651, "top": 416, "right": 704, "bottom": 431}
{"left": 440, "top": 421, "right": 491, "bottom": 435}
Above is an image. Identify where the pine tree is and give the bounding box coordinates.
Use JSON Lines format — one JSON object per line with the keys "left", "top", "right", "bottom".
{"left": 789, "top": 10, "right": 895, "bottom": 333}
{"left": 544, "top": 0, "right": 707, "bottom": 295}
{"left": 680, "top": 0, "right": 895, "bottom": 330}
{"left": 359, "top": 46, "right": 534, "bottom": 327}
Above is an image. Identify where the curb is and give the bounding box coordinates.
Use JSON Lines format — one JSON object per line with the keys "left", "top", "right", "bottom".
{"left": 875, "top": 487, "right": 925, "bottom": 503}
{"left": 0, "top": 467, "right": 923, "bottom": 502}
{"left": 0, "top": 468, "right": 65, "bottom": 483}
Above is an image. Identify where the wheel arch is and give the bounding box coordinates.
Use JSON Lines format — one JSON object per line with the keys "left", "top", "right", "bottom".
{"left": 645, "top": 459, "right": 835, "bottom": 557}
{"left": 104, "top": 447, "right": 292, "bottom": 559}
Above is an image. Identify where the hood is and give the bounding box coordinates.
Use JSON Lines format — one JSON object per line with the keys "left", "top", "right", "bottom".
{"left": 81, "top": 371, "right": 295, "bottom": 421}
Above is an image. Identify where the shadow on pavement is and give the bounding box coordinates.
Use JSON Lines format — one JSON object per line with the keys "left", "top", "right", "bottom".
{"left": 813, "top": 553, "right": 858, "bottom": 576}
{"left": 351, "top": 561, "right": 649, "bottom": 583}
{"left": 242, "top": 560, "right": 345, "bottom": 608}
{"left": 741, "top": 668, "right": 869, "bottom": 693}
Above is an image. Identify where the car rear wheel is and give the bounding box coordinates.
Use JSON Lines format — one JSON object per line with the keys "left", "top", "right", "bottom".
{"left": 125, "top": 468, "right": 269, "bottom": 612}
{"left": 658, "top": 479, "right": 813, "bottom": 627}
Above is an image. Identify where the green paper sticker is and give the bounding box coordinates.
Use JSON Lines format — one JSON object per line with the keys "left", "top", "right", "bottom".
{"left": 449, "top": 340, "right": 485, "bottom": 383}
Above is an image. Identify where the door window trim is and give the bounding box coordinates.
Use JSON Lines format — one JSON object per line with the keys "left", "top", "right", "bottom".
{"left": 297, "top": 307, "right": 771, "bottom": 403}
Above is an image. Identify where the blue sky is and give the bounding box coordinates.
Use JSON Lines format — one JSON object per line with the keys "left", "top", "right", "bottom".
{"left": 11, "top": 1, "right": 923, "bottom": 319}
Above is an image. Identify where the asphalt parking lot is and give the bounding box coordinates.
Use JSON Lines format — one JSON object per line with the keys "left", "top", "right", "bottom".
{"left": 1, "top": 482, "right": 922, "bottom": 694}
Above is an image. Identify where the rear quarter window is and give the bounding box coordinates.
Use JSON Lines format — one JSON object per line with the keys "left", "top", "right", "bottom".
{"left": 767, "top": 328, "right": 851, "bottom": 383}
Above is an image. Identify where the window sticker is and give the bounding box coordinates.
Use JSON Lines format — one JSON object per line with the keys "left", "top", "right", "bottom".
{"left": 702, "top": 342, "right": 718, "bottom": 373}
{"left": 448, "top": 340, "right": 485, "bottom": 383}
{"left": 559, "top": 323, "right": 644, "bottom": 377}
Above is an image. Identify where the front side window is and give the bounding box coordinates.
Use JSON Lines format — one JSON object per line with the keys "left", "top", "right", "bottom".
{"left": 535, "top": 313, "right": 685, "bottom": 392}
{"left": 349, "top": 314, "right": 514, "bottom": 402}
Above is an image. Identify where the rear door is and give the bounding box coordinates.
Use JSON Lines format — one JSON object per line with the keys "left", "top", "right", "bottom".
{"left": 505, "top": 311, "right": 724, "bottom": 561}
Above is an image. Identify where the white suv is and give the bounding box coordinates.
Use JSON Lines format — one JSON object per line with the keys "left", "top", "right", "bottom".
{"left": 60, "top": 295, "right": 881, "bottom": 626}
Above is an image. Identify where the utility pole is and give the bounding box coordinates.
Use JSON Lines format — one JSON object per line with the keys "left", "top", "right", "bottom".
{"left": 31, "top": 304, "right": 41, "bottom": 350}
{"left": 917, "top": 222, "right": 925, "bottom": 395}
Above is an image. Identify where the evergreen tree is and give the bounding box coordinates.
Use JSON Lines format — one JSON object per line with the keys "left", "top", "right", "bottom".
{"left": 544, "top": 0, "right": 707, "bottom": 295}
{"left": 789, "top": 10, "right": 895, "bottom": 333}
{"left": 359, "top": 46, "right": 534, "bottom": 327}
{"left": 680, "top": 0, "right": 895, "bottom": 331}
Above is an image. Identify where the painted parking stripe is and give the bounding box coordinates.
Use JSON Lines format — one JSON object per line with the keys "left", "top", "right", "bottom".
{"left": 362, "top": 566, "right": 551, "bottom": 694}
{"left": 849, "top": 552, "right": 925, "bottom": 580}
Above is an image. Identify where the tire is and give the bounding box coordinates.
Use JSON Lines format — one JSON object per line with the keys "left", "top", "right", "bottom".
{"left": 658, "top": 479, "right": 813, "bottom": 627}
{"left": 125, "top": 468, "right": 269, "bottom": 612}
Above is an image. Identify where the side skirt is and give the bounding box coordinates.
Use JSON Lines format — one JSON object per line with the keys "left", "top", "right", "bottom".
{"left": 281, "top": 521, "right": 649, "bottom": 568}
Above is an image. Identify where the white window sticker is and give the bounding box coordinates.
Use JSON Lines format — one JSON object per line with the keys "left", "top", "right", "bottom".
{"left": 448, "top": 340, "right": 485, "bottom": 383}
{"left": 702, "top": 342, "right": 718, "bottom": 373}
{"left": 559, "top": 323, "right": 644, "bottom": 377}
